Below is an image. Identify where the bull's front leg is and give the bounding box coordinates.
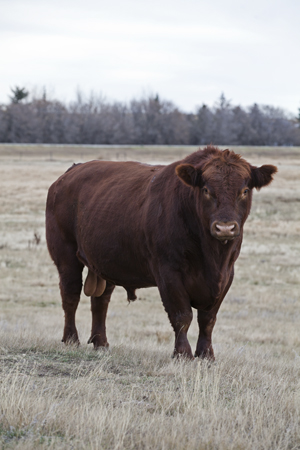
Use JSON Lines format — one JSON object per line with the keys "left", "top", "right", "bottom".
{"left": 195, "top": 310, "right": 216, "bottom": 360}
{"left": 157, "top": 276, "right": 193, "bottom": 359}
{"left": 171, "top": 310, "right": 194, "bottom": 359}
{"left": 195, "top": 272, "right": 234, "bottom": 359}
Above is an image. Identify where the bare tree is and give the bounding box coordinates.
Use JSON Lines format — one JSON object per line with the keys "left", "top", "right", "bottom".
{"left": 0, "top": 88, "right": 299, "bottom": 145}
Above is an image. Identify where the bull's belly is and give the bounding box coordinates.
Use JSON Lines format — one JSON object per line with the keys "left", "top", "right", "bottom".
{"left": 101, "top": 271, "right": 156, "bottom": 289}
{"left": 77, "top": 246, "right": 155, "bottom": 288}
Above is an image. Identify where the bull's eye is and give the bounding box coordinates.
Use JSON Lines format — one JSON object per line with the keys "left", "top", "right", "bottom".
{"left": 203, "top": 187, "right": 209, "bottom": 194}
{"left": 242, "top": 188, "right": 249, "bottom": 196}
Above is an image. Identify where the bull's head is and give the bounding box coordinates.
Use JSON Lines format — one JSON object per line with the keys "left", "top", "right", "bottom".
{"left": 176, "top": 149, "right": 277, "bottom": 244}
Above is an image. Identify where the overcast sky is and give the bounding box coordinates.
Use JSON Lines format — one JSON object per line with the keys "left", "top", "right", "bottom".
{"left": 1, "top": 0, "right": 299, "bottom": 114}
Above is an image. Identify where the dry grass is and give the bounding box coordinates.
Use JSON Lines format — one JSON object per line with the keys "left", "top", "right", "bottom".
{"left": 0, "top": 144, "right": 300, "bottom": 449}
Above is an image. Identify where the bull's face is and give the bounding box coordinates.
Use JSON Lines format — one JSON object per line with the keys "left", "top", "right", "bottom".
{"left": 176, "top": 150, "right": 277, "bottom": 244}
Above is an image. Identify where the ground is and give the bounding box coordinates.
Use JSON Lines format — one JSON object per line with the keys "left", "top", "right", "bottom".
{"left": 0, "top": 144, "right": 299, "bottom": 449}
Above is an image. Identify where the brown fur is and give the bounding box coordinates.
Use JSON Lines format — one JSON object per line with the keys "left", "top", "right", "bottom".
{"left": 46, "top": 146, "right": 277, "bottom": 358}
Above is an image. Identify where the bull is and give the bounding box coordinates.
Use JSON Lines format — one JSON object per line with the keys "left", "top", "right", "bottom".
{"left": 46, "top": 146, "right": 277, "bottom": 359}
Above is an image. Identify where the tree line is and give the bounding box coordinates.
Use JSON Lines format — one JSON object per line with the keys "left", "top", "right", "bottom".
{"left": 0, "top": 88, "right": 299, "bottom": 145}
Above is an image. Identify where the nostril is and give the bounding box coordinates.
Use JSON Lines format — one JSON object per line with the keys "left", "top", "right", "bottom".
{"left": 216, "top": 225, "right": 233, "bottom": 232}
{"left": 215, "top": 223, "right": 237, "bottom": 234}
{"left": 211, "top": 221, "right": 240, "bottom": 239}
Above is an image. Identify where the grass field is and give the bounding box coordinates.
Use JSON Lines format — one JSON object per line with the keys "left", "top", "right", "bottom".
{"left": 0, "top": 144, "right": 300, "bottom": 449}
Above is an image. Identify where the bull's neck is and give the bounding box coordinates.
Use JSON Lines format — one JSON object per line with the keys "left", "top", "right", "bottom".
{"left": 204, "top": 232, "right": 242, "bottom": 269}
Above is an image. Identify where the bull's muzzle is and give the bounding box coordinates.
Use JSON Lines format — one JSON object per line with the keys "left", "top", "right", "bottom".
{"left": 210, "top": 221, "right": 240, "bottom": 243}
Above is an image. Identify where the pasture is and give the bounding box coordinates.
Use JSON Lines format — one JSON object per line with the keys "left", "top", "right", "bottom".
{"left": 0, "top": 144, "right": 300, "bottom": 449}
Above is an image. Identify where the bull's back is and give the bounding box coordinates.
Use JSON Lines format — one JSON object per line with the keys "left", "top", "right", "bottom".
{"left": 47, "top": 160, "right": 153, "bottom": 224}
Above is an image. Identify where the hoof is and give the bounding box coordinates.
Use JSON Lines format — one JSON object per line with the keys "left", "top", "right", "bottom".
{"left": 62, "top": 337, "right": 80, "bottom": 346}
{"left": 94, "top": 344, "right": 109, "bottom": 352}
{"left": 194, "top": 351, "right": 215, "bottom": 361}
{"left": 172, "top": 350, "right": 194, "bottom": 361}
{"left": 87, "top": 334, "right": 109, "bottom": 350}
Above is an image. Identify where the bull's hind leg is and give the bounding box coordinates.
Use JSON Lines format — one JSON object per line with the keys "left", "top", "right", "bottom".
{"left": 55, "top": 245, "right": 84, "bottom": 345}
{"left": 88, "top": 282, "right": 115, "bottom": 349}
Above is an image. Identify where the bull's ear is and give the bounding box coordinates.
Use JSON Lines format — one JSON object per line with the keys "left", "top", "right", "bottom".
{"left": 175, "top": 164, "right": 203, "bottom": 187}
{"left": 250, "top": 165, "right": 277, "bottom": 190}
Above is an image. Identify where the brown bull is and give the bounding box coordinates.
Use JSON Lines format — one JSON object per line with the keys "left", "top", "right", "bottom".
{"left": 46, "top": 146, "right": 277, "bottom": 359}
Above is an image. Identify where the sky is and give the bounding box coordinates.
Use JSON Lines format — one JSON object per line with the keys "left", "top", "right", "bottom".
{"left": 1, "top": 0, "right": 299, "bottom": 115}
